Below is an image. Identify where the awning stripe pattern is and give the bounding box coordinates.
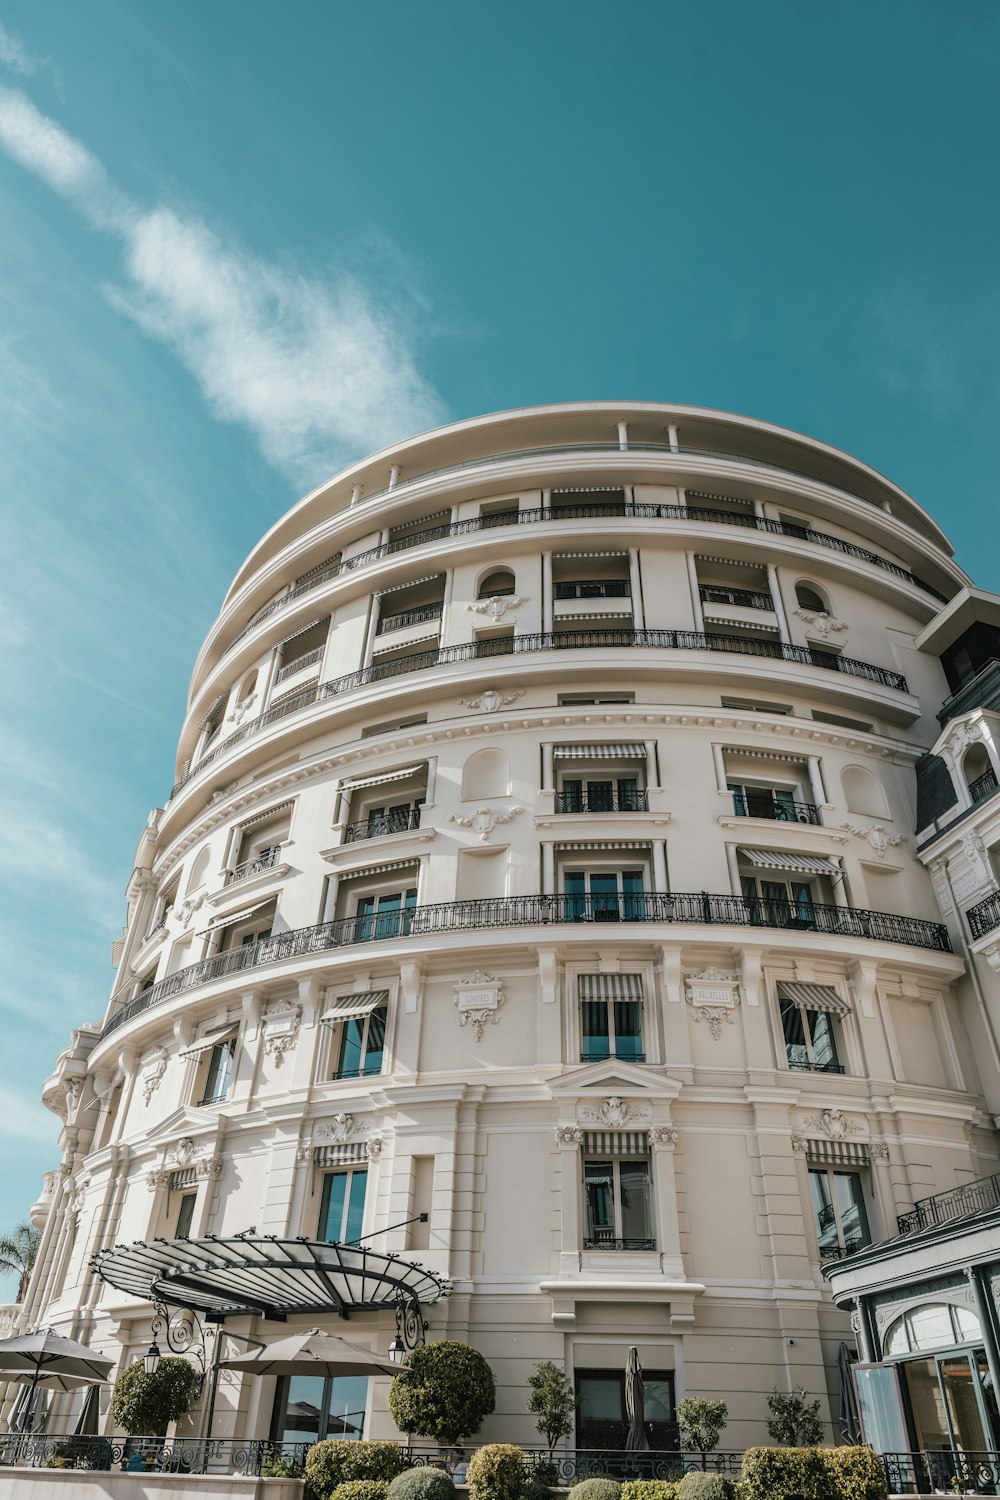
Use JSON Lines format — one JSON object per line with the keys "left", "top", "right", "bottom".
{"left": 201, "top": 900, "right": 273, "bottom": 933}
{"left": 170, "top": 1168, "right": 198, "bottom": 1191}
{"left": 777, "top": 983, "right": 851, "bottom": 1015}
{"left": 321, "top": 992, "right": 390, "bottom": 1023}
{"left": 582, "top": 1130, "right": 648, "bottom": 1156}
{"left": 578, "top": 974, "right": 644, "bottom": 1001}
{"left": 314, "top": 1143, "right": 368, "bottom": 1167}
{"left": 179, "top": 1026, "right": 238, "bottom": 1060}
{"left": 238, "top": 800, "right": 294, "bottom": 833}
{"left": 90, "top": 1235, "right": 451, "bottom": 1319}
{"left": 554, "top": 841, "right": 651, "bottom": 852}
{"left": 343, "top": 767, "right": 421, "bottom": 791}
{"left": 804, "top": 1139, "right": 869, "bottom": 1167}
{"left": 279, "top": 617, "right": 327, "bottom": 649}
{"left": 339, "top": 859, "right": 420, "bottom": 883}
{"left": 553, "top": 743, "right": 646, "bottom": 759}
{"left": 740, "top": 848, "right": 842, "bottom": 875}
{"left": 377, "top": 573, "right": 445, "bottom": 597}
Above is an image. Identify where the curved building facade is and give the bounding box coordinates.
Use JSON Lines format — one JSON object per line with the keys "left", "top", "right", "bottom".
{"left": 22, "top": 402, "right": 1000, "bottom": 1455}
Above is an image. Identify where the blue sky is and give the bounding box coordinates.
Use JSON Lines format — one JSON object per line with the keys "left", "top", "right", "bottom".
{"left": 0, "top": 0, "right": 999, "bottom": 1264}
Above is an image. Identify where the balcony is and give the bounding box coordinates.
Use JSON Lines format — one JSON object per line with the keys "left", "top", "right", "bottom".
{"left": 967, "top": 891, "right": 1000, "bottom": 940}
{"left": 225, "top": 846, "right": 282, "bottom": 885}
{"left": 787, "top": 1058, "right": 846, "bottom": 1075}
{"left": 343, "top": 808, "right": 422, "bottom": 843}
{"left": 969, "top": 767, "right": 999, "bottom": 804}
{"left": 274, "top": 645, "right": 324, "bottom": 684}
{"left": 731, "top": 791, "right": 820, "bottom": 824}
{"left": 700, "top": 584, "right": 774, "bottom": 611}
{"left": 376, "top": 602, "right": 444, "bottom": 635}
{"left": 554, "top": 580, "right": 631, "bottom": 600}
{"left": 819, "top": 1235, "right": 867, "bottom": 1261}
{"left": 895, "top": 1172, "right": 1000, "bottom": 1235}
{"left": 100, "top": 892, "right": 951, "bottom": 1040}
{"left": 220, "top": 494, "right": 947, "bottom": 666}
{"left": 583, "top": 1236, "right": 656, "bottom": 1251}
{"left": 172, "top": 629, "right": 908, "bottom": 800}
{"left": 581, "top": 1050, "right": 646, "bottom": 1064}
{"left": 556, "top": 791, "right": 649, "bottom": 814}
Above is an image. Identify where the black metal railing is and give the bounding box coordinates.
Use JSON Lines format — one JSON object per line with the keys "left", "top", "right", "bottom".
{"left": 731, "top": 791, "right": 820, "bottom": 823}
{"left": 274, "top": 645, "right": 325, "bottom": 683}
{"left": 700, "top": 584, "right": 774, "bottom": 611}
{"left": 882, "top": 1450, "right": 1000, "bottom": 1495}
{"left": 554, "top": 579, "right": 632, "bottom": 599}
{"left": 818, "top": 1234, "right": 868, "bottom": 1261}
{"left": 403, "top": 1442, "right": 741, "bottom": 1483}
{"left": 219, "top": 490, "right": 947, "bottom": 664}
{"left": 967, "top": 891, "right": 1000, "bottom": 940}
{"left": 344, "top": 808, "right": 422, "bottom": 842}
{"left": 0, "top": 1433, "right": 309, "bottom": 1475}
{"left": 787, "top": 1057, "right": 846, "bottom": 1074}
{"left": 226, "top": 847, "right": 281, "bottom": 884}
{"left": 580, "top": 1050, "right": 647, "bottom": 1064}
{"left": 197, "top": 1088, "right": 231, "bottom": 1108}
{"left": 583, "top": 1237, "right": 656, "bottom": 1251}
{"left": 172, "top": 627, "right": 908, "bottom": 799}
{"left": 896, "top": 1171, "right": 1000, "bottom": 1235}
{"left": 556, "top": 791, "right": 649, "bottom": 813}
{"left": 969, "top": 767, "right": 999, "bottom": 804}
{"left": 377, "top": 602, "right": 444, "bottom": 635}
{"left": 101, "top": 892, "right": 951, "bottom": 1039}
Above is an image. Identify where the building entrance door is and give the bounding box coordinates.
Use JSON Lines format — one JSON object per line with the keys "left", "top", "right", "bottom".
{"left": 575, "top": 1368, "right": 677, "bottom": 1452}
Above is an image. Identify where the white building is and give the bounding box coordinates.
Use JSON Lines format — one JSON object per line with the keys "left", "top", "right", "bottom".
{"left": 22, "top": 401, "right": 1000, "bottom": 1458}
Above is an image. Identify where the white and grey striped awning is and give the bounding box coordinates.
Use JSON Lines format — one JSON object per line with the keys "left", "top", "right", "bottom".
{"left": 237, "top": 799, "right": 294, "bottom": 833}
{"left": 553, "top": 486, "right": 624, "bottom": 495}
{"left": 582, "top": 1131, "right": 649, "bottom": 1156}
{"left": 579, "top": 974, "right": 644, "bottom": 1001}
{"left": 553, "top": 743, "right": 646, "bottom": 759}
{"left": 778, "top": 983, "right": 850, "bottom": 1015}
{"left": 803, "top": 1139, "right": 869, "bottom": 1167}
{"left": 344, "top": 766, "right": 422, "bottom": 791}
{"left": 703, "top": 617, "right": 779, "bottom": 634}
{"left": 314, "top": 1142, "right": 368, "bottom": 1168}
{"left": 321, "top": 991, "right": 389, "bottom": 1023}
{"left": 695, "top": 554, "right": 764, "bottom": 570}
{"left": 199, "top": 693, "right": 228, "bottom": 731}
{"left": 295, "top": 553, "right": 341, "bottom": 583}
{"left": 338, "top": 858, "right": 419, "bottom": 883}
{"left": 179, "top": 1025, "right": 238, "bottom": 1061}
{"left": 279, "top": 616, "right": 327, "bottom": 648}
{"left": 199, "top": 899, "right": 274, "bottom": 934}
{"left": 723, "top": 748, "right": 808, "bottom": 764}
{"left": 687, "top": 490, "right": 753, "bottom": 507}
{"left": 391, "top": 509, "right": 449, "bottom": 531}
{"left": 740, "top": 848, "right": 842, "bottom": 875}
{"left": 377, "top": 572, "right": 445, "bottom": 597}
{"left": 553, "top": 551, "right": 628, "bottom": 559}
{"left": 555, "top": 841, "right": 651, "bottom": 852}
{"left": 170, "top": 1168, "right": 198, "bottom": 1192}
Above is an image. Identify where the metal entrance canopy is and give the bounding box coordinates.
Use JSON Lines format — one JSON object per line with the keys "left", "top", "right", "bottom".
{"left": 90, "top": 1237, "right": 451, "bottom": 1322}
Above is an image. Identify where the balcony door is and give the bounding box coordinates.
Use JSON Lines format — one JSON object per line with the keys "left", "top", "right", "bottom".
{"left": 575, "top": 1367, "right": 676, "bottom": 1452}
{"left": 565, "top": 870, "right": 644, "bottom": 921}
{"left": 562, "top": 778, "right": 639, "bottom": 813}
{"left": 353, "top": 888, "right": 416, "bottom": 941}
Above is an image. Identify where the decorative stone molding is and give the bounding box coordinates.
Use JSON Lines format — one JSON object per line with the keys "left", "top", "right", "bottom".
{"left": 197, "top": 1155, "right": 225, "bottom": 1180}
{"left": 159, "top": 1137, "right": 225, "bottom": 1179}
{"left": 841, "top": 821, "right": 906, "bottom": 859}
{"left": 869, "top": 1142, "right": 890, "bottom": 1163}
{"left": 580, "top": 1096, "right": 648, "bottom": 1128}
{"left": 801, "top": 1108, "right": 864, "bottom": 1139}
{"left": 295, "top": 1141, "right": 313, "bottom": 1164}
{"left": 174, "top": 893, "right": 206, "bottom": 929}
{"left": 942, "top": 718, "right": 986, "bottom": 766}
{"left": 983, "top": 945, "right": 1000, "bottom": 974}
{"left": 554, "top": 1124, "right": 583, "bottom": 1148}
{"left": 450, "top": 806, "right": 523, "bottom": 842}
{"left": 140, "top": 1046, "right": 169, "bottom": 1106}
{"left": 366, "top": 1136, "right": 384, "bottom": 1161}
{"left": 465, "top": 595, "right": 528, "bottom": 622}
{"left": 791, "top": 1134, "right": 806, "bottom": 1154}
{"left": 453, "top": 970, "right": 504, "bottom": 1042}
{"left": 685, "top": 967, "right": 741, "bottom": 1040}
{"left": 316, "top": 1113, "right": 358, "bottom": 1143}
{"left": 261, "top": 1000, "right": 301, "bottom": 1068}
{"left": 146, "top": 1167, "right": 172, "bottom": 1191}
{"left": 227, "top": 692, "right": 257, "bottom": 725}
{"left": 794, "top": 609, "right": 848, "bottom": 639}
{"left": 649, "top": 1124, "right": 679, "bottom": 1148}
{"left": 458, "top": 688, "right": 525, "bottom": 714}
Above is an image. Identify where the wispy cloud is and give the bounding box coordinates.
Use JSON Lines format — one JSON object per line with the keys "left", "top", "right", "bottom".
{"left": 0, "top": 22, "right": 39, "bottom": 77}
{"left": 0, "top": 87, "right": 447, "bottom": 483}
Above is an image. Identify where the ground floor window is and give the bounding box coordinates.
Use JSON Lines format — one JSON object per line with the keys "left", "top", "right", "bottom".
{"left": 270, "top": 1372, "right": 369, "bottom": 1445}
{"left": 900, "top": 1348, "right": 1000, "bottom": 1454}
{"left": 575, "top": 1367, "right": 676, "bottom": 1450}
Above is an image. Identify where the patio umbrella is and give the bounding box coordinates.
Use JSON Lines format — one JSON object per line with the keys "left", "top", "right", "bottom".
{"left": 73, "top": 1383, "right": 101, "bottom": 1437}
{"left": 837, "top": 1342, "right": 861, "bottom": 1444}
{"left": 220, "top": 1328, "right": 399, "bottom": 1378}
{"left": 624, "top": 1347, "right": 649, "bottom": 1452}
{"left": 0, "top": 1328, "right": 112, "bottom": 1430}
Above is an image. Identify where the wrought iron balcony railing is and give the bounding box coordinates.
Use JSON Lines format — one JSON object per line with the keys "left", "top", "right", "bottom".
{"left": 967, "top": 891, "right": 1000, "bottom": 940}
{"left": 220, "top": 493, "right": 947, "bottom": 662}
{"left": 580, "top": 1050, "right": 646, "bottom": 1064}
{"left": 699, "top": 584, "right": 774, "bottom": 611}
{"left": 173, "top": 628, "right": 908, "bottom": 799}
{"left": 731, "top": 791, "right": 820, "bottom": 823}
{"left": 583, "top": 1237, "right": 656, "bottom": 1251}
{"left": 786, "top": 1057, "right": 846, "bottom": 1074}
{"left": 376, "top": 602, "right": 444, "bottom": 635}
{"left": 896, "top": 1171, "right": 1000, "bottom": 1235}
{"left": 101, "top": 892, "right": 951, "bottom": 1039}
{"left": 225, "top": 847, "right": 282, "bottom": 884}
{"left": 274, "top": 646, "right": 325, "bottom": 683}
{"left": 969, "top": 766, "right": 999, "bottom": 804}
{"left": 819, "top": 1234, "right": 868, "bottom": 1260}
{"left": 343, "top": 808, "right": 421, "bottom": 842}
{"left": 556, "top": 791, "right": 649, "bottom": 813}
{"left": 554, "top": 579, "right": 632, "bottom": 599}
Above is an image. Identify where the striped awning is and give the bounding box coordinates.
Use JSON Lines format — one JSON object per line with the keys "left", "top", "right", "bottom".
{"left": 237, "top": 799, "right": 294, "bottom": 832}
{"left": 555, "top": 840, "right": 651, "bottom": 852}
{"left": 314, "top": 1142, "right": 368, "bottom": 1168}
{"left": 553, "top": 743, "right": 646, "bottom": 759}
{"left": 279, "top": 616, "right": 327, "bottom": 648}
{"left": 339, "top": 858, "right": 419, "bottom": 883}
{"left": 377, "top": 572, "right": 445, "bottom": 596}
{"left": 179, "top": 1025, "right": 238, "bottom": 1060}
{"left": 740, "top": 848, "right": 842, "bottom": 876}
{"left": 582, "top": 1131, "right": 648, "bottom": 1156}
{"left": 170, "top": 1168, "right": 198, "bottom": 1191}
{"left": 199, "top": 899, "right": 273, "bottom": 934}
{"left": 321, "top": 991, "right": 389, "bottom": 1023}
{"left": 579, "top": 974, "right": 644, "bottom": 1001}
{"left": 778, "top": 983, "right": 850, "bottom": 1015}
{"left": 553, "top": 486, "right": 624, "bottom": 495}
{"left": 344, "top": 766, "right": 421, "bottom": 791}
{"left": 803, "top": 1139, "right": 869, "bottom": 1167}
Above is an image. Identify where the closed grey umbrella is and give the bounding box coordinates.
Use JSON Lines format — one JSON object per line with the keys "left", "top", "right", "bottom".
{"left": 74, "top": 1383, "right": 100, "bottom": 1437}
{"left": 624, "top": 1347, "right": 649, "bottom": 1452}
{"left": 8, "top": 1384, "right": 30, "bottom": 1433}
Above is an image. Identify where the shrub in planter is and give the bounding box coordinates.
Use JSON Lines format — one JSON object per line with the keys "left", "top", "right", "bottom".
{"left": 110, "top": 1357, "right": 200, "bottom": 1436}
{"left": 677, "top": 1475, "right": 734, "bottom": 1500}
{"left": 467, "top": 1443, "right": 525, "bottom": 1500}
{"left": 307, "top": 1440, "right": 407, "bottom": 1499}
{"left": 261, "top": 1452, "right": 305, "bottom": 1479}
{"left": 570, "top": 1481, "right": 623, "bottom": 1500}
{"left": 740, "top": 1446, "right": 836, "bottom": 1500}
{"left": 621, "top": 1484, "right": 680, "bottom": 1500}
{"left": 389, "top": 1342, "right": 496, "bottom": 1445}
{"left": 387, "top": 1468, "right": 457, "bottom": 1500}
{"left": 520, "top": 1478, "right": 554, "bottom": 1500}
{"left": 824, "top": 1447, "right": 888, "bottom": 1500}
{"left": 331, "top": 1484, "right": 391, "bottom": 1500}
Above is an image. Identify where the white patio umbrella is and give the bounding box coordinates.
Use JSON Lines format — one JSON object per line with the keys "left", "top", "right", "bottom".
{"left": 624, "top": 1347, "right": 649, "bottom": 1452}
{"left": 0, "top": 1329, "right": 112, "bottom": 1432}
{"left": 220, "top": 1327, "right": 399, "bottom": 1378}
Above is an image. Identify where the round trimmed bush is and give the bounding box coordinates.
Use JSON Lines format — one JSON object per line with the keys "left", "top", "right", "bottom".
{"left": 571, "top": 1482, "right": 622, "bottom": 1500}
{"left": 467, "top": 1443, "right": 525, "bottom": 1500}
{"left": 677, "top": 1477, "right": 734, "bottom": 1500}
{"left": 389, "top": 1342, "right": 496, "bottom": 1444}
{"left": 520, "top": 1479, "right": 555, "bottom": 1500}
{"left": 621, "top": 1485, "right": 680, "bottom": 1500}
{"left": 332, "top": 1486, "right": 390, "bottom": 1500}
{"left": 307, "top": 1440, "right": 407, "bottom": 1500}
{"left": 387, "top": 1468, "right": 457, "bottom": 1500}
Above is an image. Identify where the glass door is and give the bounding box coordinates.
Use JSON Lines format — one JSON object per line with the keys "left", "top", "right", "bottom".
{"left": 354, "top": 888, "right": 416, "bottom": 941}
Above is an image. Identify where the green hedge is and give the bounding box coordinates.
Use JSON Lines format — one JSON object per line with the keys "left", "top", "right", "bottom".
{"left": 569, "top": 1482, "right": 622, "bottom": 1500}
{"left": 331, "top": 1485, "right": 391, "bottom": 1500}
{"left": 305, "top": 1440, "right": 408, "bottom": 1500}
{"left": 620, "top": 1483, "right": 680, "bottom": 1500}
{"left": 467, "top": 1444, "right": 525, "bottom": 1500}
{"left": 677, "top": 1477, "right": 734, "bottom": 1500}
{"left": 386, "top": 1468, "right": 457, "bottom": 1500}
{"left": 740, "top": 1447, "right": 887, "bottom": 1500}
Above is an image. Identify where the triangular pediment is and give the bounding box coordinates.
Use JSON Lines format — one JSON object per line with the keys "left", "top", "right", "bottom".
{"left": 143, "top": 1107, "right": 217, "bottom": 1147}
{"left": 548, "top": 1059, "right": 681, "bottom": 1101}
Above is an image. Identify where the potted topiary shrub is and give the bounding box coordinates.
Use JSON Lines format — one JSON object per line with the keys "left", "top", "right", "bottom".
{"left": 387, "top": 1468, "right": 457, "bottom": 1500}
{"left": 110, "top": 1357, "right": 200, "bottom": 1438}
{"left": 676, "top": 1400, "right": 728, "bottom": 1471}
{"left": 388, "top": 1342, "right": 496, "bottom": 1448}
{"left": 466, "top": 1443, "right": 525, "bottom": 1500}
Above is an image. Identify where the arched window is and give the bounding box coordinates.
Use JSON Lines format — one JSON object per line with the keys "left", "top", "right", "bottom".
{"left": 842, "top": 766, "right": 889, "bottom": 820}
{"left": 795, "top": 581, "right": 829, "bottom": 614}
{"left": 185, "top": 845, "right": 211, "bottom": 896}
{"left": 237, "top": 668, "right": 259, "bottom": 702}
{"left": 477, "top": 568, "right": 515, "bottom": 599}
{"left": 461, "top": 747, "right": 511, "bottom": 800}
{"left": 883, "top": 1302, "right": 982, "bottom": 1357}
{"left": 962, "top": 744, "right": 994, "bottom": 800}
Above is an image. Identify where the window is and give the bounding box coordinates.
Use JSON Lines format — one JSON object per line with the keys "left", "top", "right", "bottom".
{"left": 781, "top": 1001, "right": 843, "bottom": 1073}
{"left": 565, "top": 870, "right": 645, "bottom": 922}
{"left": 360, "top": 715, "right": 427, "bottom": 738}
{"left": 742, "top": 875, "right": 815, "bottom": 928}
{"left": 575, "top": 1368, "right": 676, "bottom": 1451}
{"left": 200, "top": 1039, "right": 235, "bottom": 1105}
{"left": 795, "top": 583, "right": 829, "bottom": 614}
{"left": 334, "top": 1005, "right": 386, "bottom": 1080}
{"left": 583, "top": 1157, "right": 654, "bottom": 1249}
{"left": 812, "top": 711, "right": 875, "bottom": 732}
{"left": 319, "top": 1168, "right": 368, "bottom": 1245}
{"left": 721, "top": 696, "right": 793, "bottom": 716}
{"left": 175, "top": 1193, "right": 197, "bottom": 1238}
{"left": 729, "top": 782, "right": 815, "bottom": 823}
{"left": 579, "top": 976, "right": 644, "bottom": 1063}
{"left": 271, "top": 1373, "right": 370, "bottom": 1445}
{"left": 558, "top": 693, "right": 635, "bottom": 705}
{"left": 346, "top": 802, "right": 422, "bottom": 841}
{"left": 884, "top": 1303, "right": 983, "bottom": 1357}
{"left": 353, "top": 889, "right": 416, "bottom": 942}
{"left": 808, "top": 1168, "right": 871, "bottom": 1258}
{"left": 560, "top": 777, "right": 642, "bottom": 814}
